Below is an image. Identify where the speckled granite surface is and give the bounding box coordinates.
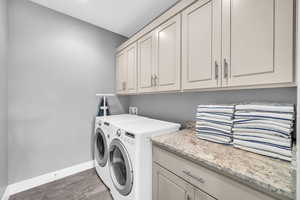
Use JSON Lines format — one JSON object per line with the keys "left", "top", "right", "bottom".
{"left": 151, "top": 129, "right": 296, "bottom": 200}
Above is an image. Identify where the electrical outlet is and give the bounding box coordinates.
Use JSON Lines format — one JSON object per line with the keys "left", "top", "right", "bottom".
{"left": 129, "top": 107, "right": 138, "bottom": 115}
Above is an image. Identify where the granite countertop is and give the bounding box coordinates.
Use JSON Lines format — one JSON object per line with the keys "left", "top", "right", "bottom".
{"left": 151, "top": 129, "right": 296, "bottom": 200}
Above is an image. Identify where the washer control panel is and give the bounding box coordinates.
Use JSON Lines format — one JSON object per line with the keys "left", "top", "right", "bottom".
{"left": 115, "top": 129, "right": 135, "bottom": 145}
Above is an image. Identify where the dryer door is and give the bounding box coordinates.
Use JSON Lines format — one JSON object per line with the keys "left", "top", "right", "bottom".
{"left": 95, "top": 128, "right": 108, "bottom": 167}
{"left": 109, "top": 139, "right": 133, "bottom": 196}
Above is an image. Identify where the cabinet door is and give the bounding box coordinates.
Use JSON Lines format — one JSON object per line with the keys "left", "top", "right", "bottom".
{"left": 138, "top": 31, "right": 156, "bottom": 93}
{"left": 116, "top": 50, "right": 127, "bottom": 94}
{"left": 222, "top": 0, "right": 294, "bottom": 87}
{"left": 194, "top": 188, "right": 216, "bottom": 200}
{"left": 126, "top": 42, "right": 138, "bottom": 94}
{"left": 182, "top": 0, "right": 222, "bottom": 90}
{"left": 153, "top": 163, "right": 194, "bottom": 200}
{"left": 155, "top": 14, "right": 181, "bottom": 92}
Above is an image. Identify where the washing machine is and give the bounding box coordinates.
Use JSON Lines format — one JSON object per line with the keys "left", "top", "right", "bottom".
{"left": 94, "top": 114, "right": 149, "bottom": 189}
{"left": 108, "top": 118, "right": 180, "bottom": 200}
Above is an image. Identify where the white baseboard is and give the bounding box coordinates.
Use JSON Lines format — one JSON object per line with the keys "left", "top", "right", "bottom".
{"left": 1, "top": 187, "right": 10, "bottom": 200}
{"left": 5, "top": 160, "right": 94, "bottom": 199}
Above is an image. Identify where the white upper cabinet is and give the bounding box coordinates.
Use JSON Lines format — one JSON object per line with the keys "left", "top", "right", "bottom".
{"left": 138, "top": 31, "right": 156, "bottom": 93}
{"left": 155, "top": 14, "right": 181, "bottom": 92}
{"left": 116, "top": 43, "right": 137, "bottom": 94}
{"left": 116, "top": 50, "right": 127, "bottom": 94}
{"left": 116, "top": 0, "right": 294, "bottom": 95}
{"left": 126, "top": 43, "right": 138, "bottom": 94}
{"left": 222, "top": 0, "right": 294, "bottom": 87}
{"left": 182, "top": 0, "right": 222, "bottom": 90}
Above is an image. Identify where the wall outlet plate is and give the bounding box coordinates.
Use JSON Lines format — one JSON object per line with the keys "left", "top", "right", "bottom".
{"left": 129, "top": 107, "right": 138, "bottom": 115}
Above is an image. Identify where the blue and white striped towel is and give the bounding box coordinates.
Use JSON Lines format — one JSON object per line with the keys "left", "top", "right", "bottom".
{"left": 234, "top": 139, "right": 292, "bottom": 157}
{"left": 235, "top": 104, "right": 294, "bottom": 113}
{"left": 234, "top": 144, "right": 292, "bottom": 162}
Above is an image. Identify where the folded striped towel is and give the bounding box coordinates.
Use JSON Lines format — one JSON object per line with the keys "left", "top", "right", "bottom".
{"left": 198, "top": 105, "right": 235, "bottom": 109}
{"left": 233, "top": 135, "right": 291, "bottom": 147}
{"left": 233, "top": 119, "right": 293, "bottom": 129}
{"left": 196, "top": 113, "right": 233, "bottom": 121}
{"left": 197, "top": 108, "right": 234, "bottom": 114}
{"left": 196, "top": 134, "right": 232, "bottom": 144}
{"left": 232, "top": 127, "right": 290, "bottom": 138}
{"left": 234, "top": 144, "right": 292, "bottom": 162}
{"left": 233, "top": 132, "right": 291, "bottom": 143}
{"left": 235, "top": 104, "right": 294, "bottom": 113}
{"left": 233, "top": 123, "right": 292, "bottom": 134}
{"left": 234, "top": 117, "right": 293, "bottom": 125}
{"left": 234, "top": 139, "right": 292, "bottom": 157}
{"left": 196, "top": 116, "right": 233, "bottom": 125}
{"left": 196, "top": 121, "right": 232, "bottom": 131}
{"left": 235, "top": 111, "right": 294, "bottom": 121}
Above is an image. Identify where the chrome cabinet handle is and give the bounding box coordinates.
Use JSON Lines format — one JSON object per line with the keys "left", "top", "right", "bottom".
{"left": 215, "top": 61, "right": 219, "bottom": 80}
{"left": 182, "top": 170, "right": 205, "bottom": 184}
{"left": 154, "top": 75, "right": 158, "bottom": 86}
{"left": 151, "top": 75, "right": 154, "bottom": 87}
{"left": 186, "top": 194, "right": 191, "bottom": 200}
{"left": 224, "top": 58, "right": 229, "bottom": 79}
{"left": 122, "top": 82, "right": 126, "bottom": 91}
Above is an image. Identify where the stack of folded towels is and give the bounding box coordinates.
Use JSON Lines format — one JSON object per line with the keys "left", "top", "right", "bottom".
{"left": 196, "top": 104, "right": 235, "bottom": 144}
{"left": 232, "top": 104, "right": 294, "bottom": 162}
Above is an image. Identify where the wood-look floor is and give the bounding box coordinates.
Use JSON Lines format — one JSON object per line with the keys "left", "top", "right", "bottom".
{"left": 9, "top": 169, "right": 113, "bottom": 200}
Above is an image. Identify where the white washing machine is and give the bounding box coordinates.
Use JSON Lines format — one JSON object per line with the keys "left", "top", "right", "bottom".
{"left": 94, "top": 114, "right": 149, "bottom": 189}
{"left": 108, "top": 118, "right": 180, "bottom": 200}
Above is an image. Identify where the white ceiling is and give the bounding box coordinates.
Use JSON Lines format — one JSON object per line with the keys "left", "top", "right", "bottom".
{"left": 28, "top": 0, "right": 180, "bottom": 37}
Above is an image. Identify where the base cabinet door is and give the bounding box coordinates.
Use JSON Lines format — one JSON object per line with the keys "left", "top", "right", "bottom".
{"left": 182, "top": 0, "right": 222, "bottom": 90}
{"left": 222, "top": 0, "right": 294, "bottom": 87}
{"left": 153, "top": 164, "right": 194, "bottom": 200}
{"left": 155, "top": 14, "right": 181, "bottom": 92}
{"left": 116, "top": 50, "right": 127, "bottom": 94}
{"left": 195, "top": 188, "right": 216, "bottom": 200}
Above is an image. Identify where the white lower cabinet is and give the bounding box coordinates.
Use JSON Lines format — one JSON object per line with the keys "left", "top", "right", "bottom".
{"left": 153, "top": 164, "right": 195, "bottom": 200}
{"left": 153, "top": 146, "right": 281, "bottom": 200}
{"left": 153, "top": 163, "right": 216, "bottom": 200}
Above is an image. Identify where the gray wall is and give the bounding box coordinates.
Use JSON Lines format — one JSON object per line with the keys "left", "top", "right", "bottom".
{"left": 0, "top": 0, "right": 8, "bottom": 197}
{"left": 8, "top": 0, "right": 128, "bottom": 184}
{"left": 129, "top": 87, "right": 297, "bottom": 123}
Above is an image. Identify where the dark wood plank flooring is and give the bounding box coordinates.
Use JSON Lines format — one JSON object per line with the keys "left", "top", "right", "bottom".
{"left": 9, "top": 169, "right": 113, "bottom": 200}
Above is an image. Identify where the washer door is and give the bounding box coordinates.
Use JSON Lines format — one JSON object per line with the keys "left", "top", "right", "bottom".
{"left": 95, "top": 128, "right": 108, "bottom": 167}
{"left": 109, "top": 139, "right": 133, "bottom": 196}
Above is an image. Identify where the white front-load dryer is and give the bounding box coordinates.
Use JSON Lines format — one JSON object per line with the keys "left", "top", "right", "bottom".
{"left": 94, "top": 114, "right": 149, "bottom": 190}
{"left": 108, "top": 118, "right": 180, "bottom": 200}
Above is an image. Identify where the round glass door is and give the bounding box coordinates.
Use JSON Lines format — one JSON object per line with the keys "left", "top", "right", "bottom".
{"left": 95, "top": 128, "right": 108, "bottom": 167}
{"left": 109, "top": 139, "right": 133, "bottom": 196}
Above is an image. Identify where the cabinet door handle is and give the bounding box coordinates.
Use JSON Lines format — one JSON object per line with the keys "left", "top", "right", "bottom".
{"left": 224, "top": 58, "right": 229, "bottom": 79}
{"left": 151, "top": 75, "right": 154, "bottom": 87}
{"left": 215, "top": 61, "right": 219, "bottom": 80}
{"left": 122, "top": 82, "right": 126, "bottom": 91}
{"left": 182, "top": 170, "right": 205, "bottom": 184}
{"left": 154, "top": 75, "right": 158, "bottom": 86}
{"left": 186, "top": 194, "right": 191, "bottom": 200}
